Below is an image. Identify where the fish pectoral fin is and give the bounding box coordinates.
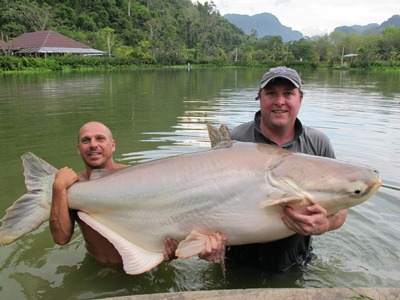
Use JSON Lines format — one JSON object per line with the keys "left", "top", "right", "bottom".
{"left": 262, "top": 175, "right": 310, "bottom": 208}
{"left": 77, "top": 212, "right": 164, "bottom": 275}
{"left": 175, "top": 229, "right": 209, "bottom": 258}
{"left": 258, "top": 194, "right": 304, "bottom": 208}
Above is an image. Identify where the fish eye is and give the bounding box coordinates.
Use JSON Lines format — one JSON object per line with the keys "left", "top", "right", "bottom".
{"left": 354, "top": 189, "right": 361, "bottom": 194}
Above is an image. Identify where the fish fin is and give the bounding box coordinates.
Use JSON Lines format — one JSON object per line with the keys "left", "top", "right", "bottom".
{"left": 77, "top": 212, "right": 164, "bottom": 275}
{"left": 175, "top": 229, "right": 209, "bottom": 258}
{"left": 258, "top": 195, "right": 303, "bottom": 208}
{"left": 206, "top": 123, "right": 234, "bottom": 148}
{"left": 0, "top": 152, "right": 57, "bottom": 244}
{"left": 264, "top": 169, "right": 312, "bottom": 207}
{"left": 266, "top": 170, "right": 304, "bottom": 196}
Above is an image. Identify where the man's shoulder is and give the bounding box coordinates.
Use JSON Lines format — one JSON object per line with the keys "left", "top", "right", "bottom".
{"left": 301, "top": 125, "right": 335, "bottom": 158}
{"left": 230, "top": 121, "right": 255, "bottom": 141}
{"left": 115, "top": 164, "right": 127, "bottom": 169}
{"left": 302, "top": 125, "right": 330, "bottom": 141}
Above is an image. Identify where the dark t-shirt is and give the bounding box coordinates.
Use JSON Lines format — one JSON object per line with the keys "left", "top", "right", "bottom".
{"left": 226, "top": 111, "right": 336, "bottom": 272}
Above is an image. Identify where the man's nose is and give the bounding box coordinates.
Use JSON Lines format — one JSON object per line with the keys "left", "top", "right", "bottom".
{"left": 89, "top": 139, "right": 98, "bottom": 147}
{"left": 274, "top": 94, "right": 285, "bottom": 105}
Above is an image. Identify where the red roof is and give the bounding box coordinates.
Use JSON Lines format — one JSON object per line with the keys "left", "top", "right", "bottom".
{"left": 11, "top": 30, "right": 90, "bottom": 49}
{"left": 8, "top": 30, "right": 105, "bottom": 55}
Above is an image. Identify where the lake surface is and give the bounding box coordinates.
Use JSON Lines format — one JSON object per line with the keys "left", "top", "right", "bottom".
{"left": 0, "top": 68, "right": 399, "bottom": 299}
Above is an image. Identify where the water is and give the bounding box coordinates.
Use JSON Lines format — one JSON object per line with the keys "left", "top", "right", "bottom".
{"left": 0, "top": 68, "right": 399, "bottom": 299}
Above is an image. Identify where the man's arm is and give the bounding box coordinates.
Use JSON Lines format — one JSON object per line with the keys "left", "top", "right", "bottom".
{"left": 49, "top": 167, "right": 80, "bottom": 245}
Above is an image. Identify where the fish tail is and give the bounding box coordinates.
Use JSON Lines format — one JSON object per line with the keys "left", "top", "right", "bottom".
{"left": 0, "top": 152, "right": 58, "bottom": 244}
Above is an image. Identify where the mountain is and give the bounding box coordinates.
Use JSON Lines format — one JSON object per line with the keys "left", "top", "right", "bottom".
{"left": 224, "top": 13, "right": 303, "bottom": 42}
{"left": 225, "top": 12, "right": 400, "bottom": 41}
{"left": 380, "top": 15, "right": 400, "bottom": 29}
{"left": 334, "top": 23, "right": 379, "bottom": 34}
{"left": 334, "top": 15, "right": 400, "bottom": 34}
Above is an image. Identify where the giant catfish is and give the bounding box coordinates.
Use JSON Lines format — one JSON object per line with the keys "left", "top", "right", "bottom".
{"left": 0, "top": 124, "right": 382, "bottom": 275}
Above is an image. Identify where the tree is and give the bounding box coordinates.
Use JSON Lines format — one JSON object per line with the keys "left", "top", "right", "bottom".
{"left": 328, "top": 31, "right": 347, "bottom": 63}
{"left": 17, "top": 1, "right": 54, "bottom": 31}
{"left": 352, "top": 31, "right": 380, "bottom": 65}
{"left": 100, "top": 27, "right": 116, "bottom": 57}
{"left": 313, "top": 35, "right": 332, "bottom": 63}
{"left": 53, "top": 4, "right": 76, "bottom": 28}
{"left": 77, "top": 13, "right": 97, "bottom": 31}
{"left": 379, "top": 26, "right": 400, "bottom": 61}
{"left": 0, "top": 22, "right": 26, "bottom": 41}
{"left": 252, "top": 36, "right": 284, "bottom": 61}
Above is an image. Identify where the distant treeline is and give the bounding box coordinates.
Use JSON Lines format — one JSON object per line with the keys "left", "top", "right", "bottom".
{"left": 2, "top": 55, "right": 400, "bottom": 73}
{"left": 0, "top": 0, "right": 399, "bottom": 69}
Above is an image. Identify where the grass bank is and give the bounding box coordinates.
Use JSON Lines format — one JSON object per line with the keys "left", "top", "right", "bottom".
{"left": 1, "top": 56, "right": 399, "bottom": 73}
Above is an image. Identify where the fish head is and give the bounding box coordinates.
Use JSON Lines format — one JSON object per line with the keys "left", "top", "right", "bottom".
{"left": 265, "top": 153, "right": 382, "bottom": 214}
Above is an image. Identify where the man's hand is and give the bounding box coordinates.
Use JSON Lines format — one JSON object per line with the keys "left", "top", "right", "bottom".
{"left": 198, "top": 232, "right": 227, "bottom": 262}
{"left": 162, "top": 233, "right": 227, "bottom": 262}
{"left": 281, "top": 204, "right": 347, "bottom": 236}
{"left": 162, "top": 238, "right": 179, "bottom": 261}
{"left": 53, "top": 167, "right": 80, "bottom": 191}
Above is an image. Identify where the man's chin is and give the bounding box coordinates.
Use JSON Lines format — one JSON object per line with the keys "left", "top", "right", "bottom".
{"left": 85, "top": 159, "right": 104, "bottom": 168}
{"left": 270, "top": 120, "right": 289, "bottom": 128}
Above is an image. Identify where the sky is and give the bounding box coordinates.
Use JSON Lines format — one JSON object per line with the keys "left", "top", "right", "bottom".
{"left": 194, "top": 0, "right": 399, "bottom": 36}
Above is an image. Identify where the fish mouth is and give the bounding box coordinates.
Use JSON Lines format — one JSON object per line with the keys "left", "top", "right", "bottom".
{"left": 374, "top": 178, "right": 382, "bottom": 190}
{"left": 365, "top": 178, "right": 382, "bottom": 197}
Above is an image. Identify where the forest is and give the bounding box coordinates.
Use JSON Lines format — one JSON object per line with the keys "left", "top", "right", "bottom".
{"left": 0, "top": 0, "right": 399, "bottom": 70}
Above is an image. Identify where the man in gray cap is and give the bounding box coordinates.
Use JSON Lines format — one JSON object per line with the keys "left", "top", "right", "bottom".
{"left": 204, "top": 66, "right": 348, "bottom": 272}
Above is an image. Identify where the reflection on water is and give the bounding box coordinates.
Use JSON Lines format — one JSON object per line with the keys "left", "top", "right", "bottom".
{"left": 0, "top": 69, "right": 399, "bottom": 299}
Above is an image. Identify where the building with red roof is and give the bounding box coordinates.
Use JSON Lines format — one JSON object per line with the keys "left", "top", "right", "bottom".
{"left": 8, "top": 30, "right": 105, "bottom": 56}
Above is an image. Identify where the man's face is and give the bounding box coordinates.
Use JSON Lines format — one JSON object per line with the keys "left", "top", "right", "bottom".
{"left": 77, "top": 122, "right": 115, "bottom": 169}
{"left": 258, "top": 79, "right": 303, "bottom": 130}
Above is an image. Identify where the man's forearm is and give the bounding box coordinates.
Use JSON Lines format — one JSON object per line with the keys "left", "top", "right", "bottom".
{"left": 50, "top": 186, "right": 74, "bottom": 245}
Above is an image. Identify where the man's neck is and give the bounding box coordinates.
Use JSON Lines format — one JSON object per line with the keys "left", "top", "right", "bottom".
{"left": 84, "top": 161, "right": 118, "bottom": 180}
{"left": 84, "top": 162, "right": 127, "bottom": 180}
{"left": 260, "top": 123, "right": 295, "bottom": 147}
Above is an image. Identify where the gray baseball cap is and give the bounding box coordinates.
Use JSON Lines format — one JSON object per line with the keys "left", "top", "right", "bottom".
{"left": 260, "top": 66, "right": 302, "bottom": 89}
